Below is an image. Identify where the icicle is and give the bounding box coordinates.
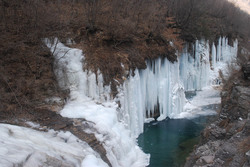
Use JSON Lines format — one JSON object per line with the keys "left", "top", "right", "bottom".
{"left": 212, "top": 43, "right": 216, "bottom": 68}
{"left": 217, "top": 37, "right": 222, "bottom": 62}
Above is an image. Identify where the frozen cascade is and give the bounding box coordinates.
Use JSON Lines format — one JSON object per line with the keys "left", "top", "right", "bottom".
{"left": 44, "top": 36, "right": 237, "bottom": 166}
{"left": 119, "top": 37, "right": 238, "bottom": 137}
{"left": 45, "top": 39, "right": 150, "bottom": 167}
{"left": 117, "top": 58, "right": 185, "bottom": 137}
{"left": 50, "top": 39, "right": 111, "bottom": 102}
{"left": 179, "top": 37, "right": 238, "bottom": 91}
{"left": 179, "top": 39, "right": 211, "bottom": 91}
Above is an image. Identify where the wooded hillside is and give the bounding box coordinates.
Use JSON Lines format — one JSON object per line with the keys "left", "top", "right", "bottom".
{"left": 0, "top": 0, "right": 249, "bottom": 118}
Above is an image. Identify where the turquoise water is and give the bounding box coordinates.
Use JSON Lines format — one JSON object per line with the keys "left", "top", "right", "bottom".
{"left": 137, "top": 117, "right": 215, "bottom": 167}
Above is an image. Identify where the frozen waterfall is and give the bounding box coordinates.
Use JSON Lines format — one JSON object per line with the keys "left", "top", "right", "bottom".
{"left": 179, "top": 37, "right": 238, "bottom": 91}
{"left": 46, "top": 37, "right": 238, "bottom": 139}
{"left": 117, "top": 59, "right": 185, "bottom": 137}
{"left": 45, "top": 39, "right": 150, "bottom": 167}
{"left": 119, "top": 37, "right": 238, "bottom": 137}
{"left": 44, "top": 36, "right": 238, "bottom": 166}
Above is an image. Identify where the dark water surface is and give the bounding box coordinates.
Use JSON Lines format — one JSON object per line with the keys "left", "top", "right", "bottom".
{"left": 137, "top": 116, "right": 216, "bottom": 167}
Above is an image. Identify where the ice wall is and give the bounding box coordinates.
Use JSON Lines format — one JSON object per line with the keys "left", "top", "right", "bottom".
{"left": 49, "top": 39, "right": 111, "bottom": 102}
{"left": 118, "top": 37, "right": 238, "bottom": 137}
{"left": 212, "top": 37, "right": 238, "bottom": 69}
{"left": 179, "top": 37, "right": 238, "bottom": 91}
{"left": 179, "top": 39, "right": 211, "bottom": 91}
{"left": 117, "top": 58, "right": 185, "bottom": 137}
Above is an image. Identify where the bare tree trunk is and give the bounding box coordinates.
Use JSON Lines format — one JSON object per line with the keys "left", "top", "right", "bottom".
{"left": 1, "top": 0, "right": 8, "bottom": 31}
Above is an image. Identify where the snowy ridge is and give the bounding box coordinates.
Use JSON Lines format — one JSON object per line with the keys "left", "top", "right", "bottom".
{"left": 45, "top": 39, "right": 150, "bottom": 167}
{"left": 0, "top": 124, "right": 108, "bottom": 167}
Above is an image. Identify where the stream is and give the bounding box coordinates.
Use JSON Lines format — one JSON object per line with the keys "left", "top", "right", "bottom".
{"left": 137, "top": 90, "right": 219, "bottom": 167}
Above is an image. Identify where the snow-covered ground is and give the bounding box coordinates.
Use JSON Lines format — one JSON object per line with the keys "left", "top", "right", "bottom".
{"left": 0, "top": 123, "right": 108, "bottom": 167}
{"left": 176, "top": 86, "right": 220, "bottom": 119}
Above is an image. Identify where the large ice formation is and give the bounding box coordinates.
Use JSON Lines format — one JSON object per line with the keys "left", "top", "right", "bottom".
{"left": 179, "top": 37, "right": 238, "bottom": 91}
{"left": 43, "top": 36, "right": 237, "bottom": 166}
{"left": 117, "top": 59, "right": 185, "bottom": 137}
{"left": 45, "top": 39, "right": 150, "bottom": 167}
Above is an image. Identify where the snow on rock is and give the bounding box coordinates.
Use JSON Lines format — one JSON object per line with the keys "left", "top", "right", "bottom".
{"left": 0, "top": 123, "right": 107, "bottom": 167}
{"left": 45, "top": 39, "right": 150, "bottom": 167}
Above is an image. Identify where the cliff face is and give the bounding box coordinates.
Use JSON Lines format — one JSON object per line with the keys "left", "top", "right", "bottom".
{"left": 185, "top": 63, "right": 250, "bottom": 167}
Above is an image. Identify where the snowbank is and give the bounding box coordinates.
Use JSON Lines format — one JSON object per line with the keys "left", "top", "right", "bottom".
{"left": 0, "top": 123, "right": 107, "bottom": 167}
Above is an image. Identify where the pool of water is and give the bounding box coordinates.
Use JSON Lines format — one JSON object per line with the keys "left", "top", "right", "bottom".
{"left": 137, "top": 116, "right": 216, "bottom": 167}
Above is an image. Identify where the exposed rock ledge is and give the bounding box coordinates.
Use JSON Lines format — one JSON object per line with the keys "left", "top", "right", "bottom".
{"left": 185, "top": 64, "right": 250, "bottom": 167}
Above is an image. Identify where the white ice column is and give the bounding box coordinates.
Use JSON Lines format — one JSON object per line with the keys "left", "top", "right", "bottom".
{"left": 179, "top": 39, "right": 211, "bottom": 91}
{"left": 212, "top": 43, "right": 217, "bottom": 68}
{"left": 216, "top": 37, "right": 222, "bottom": 62}
{"left": 45, "top": 39, "right": 111, "bottom": 102}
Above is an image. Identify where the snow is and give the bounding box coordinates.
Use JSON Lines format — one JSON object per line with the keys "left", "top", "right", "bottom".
{"left": 176, "top": 87, "right": 220, "bottom": 119}
{"left": 45, "top": 39, "right": 150, "bottom": 167}
{"left": 82, "top": 155, "right": 109, "bottom": 167}
{"left": 0, "top": 123, "right": 107, "bottom": 167}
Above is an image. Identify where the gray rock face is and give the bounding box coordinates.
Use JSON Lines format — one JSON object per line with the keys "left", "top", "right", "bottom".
{"left": 242, "top": 63, "right": 250, "bottom": 80}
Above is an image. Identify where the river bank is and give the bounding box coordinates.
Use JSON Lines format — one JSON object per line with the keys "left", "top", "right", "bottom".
{"left": 184, "top": 63, "right": 250, "bottom": 167}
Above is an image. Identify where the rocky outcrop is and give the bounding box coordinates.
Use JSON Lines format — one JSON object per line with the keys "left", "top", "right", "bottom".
{"left": 185, "top": 65, "right": 250, "bottom": 167}
{"left": 242, "top": 63, "right": 250, "bottom": 80}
